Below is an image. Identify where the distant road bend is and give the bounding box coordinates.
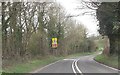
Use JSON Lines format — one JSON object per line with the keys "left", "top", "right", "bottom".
{"left": 32, "top": 54, "right": 119, "bottom": 75}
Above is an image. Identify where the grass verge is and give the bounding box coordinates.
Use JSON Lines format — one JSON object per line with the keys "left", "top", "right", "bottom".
{"left": 94, "top": 54, "right": 119, "bottom": 69}
{"left": 3, "top": 52, "right": 93, "bottom": 73}
{"left": 3, "top": 56, "right": 63, "bottom": 73}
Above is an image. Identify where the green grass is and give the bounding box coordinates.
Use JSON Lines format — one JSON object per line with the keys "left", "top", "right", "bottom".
{"left": 3, "top": 56, "right": 63, "bottom": 73}
{"left": 94, "top": 54, "right": 118, "bottom": 69}
{"left": 3, "top": 52, "right": 94, "bottom": 73}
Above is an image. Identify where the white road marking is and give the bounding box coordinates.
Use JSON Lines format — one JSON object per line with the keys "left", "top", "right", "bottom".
{"left": 75, "top": 59, "right": 82, "bottom": 73}
{"left": 72, "top": 60, "right": 77, "bottom": 74}
{"left": 94, "top": 59, "right": 120, "bottom": 72}
{"left": 72, "top": 58, "right": 83, "bottom": 75}
{"left": 63, "top": 59, "right": 75, "bottom": 60}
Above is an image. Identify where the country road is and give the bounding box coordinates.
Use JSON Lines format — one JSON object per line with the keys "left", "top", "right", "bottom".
{"left": 32, "top": 54, "right": 119, "bottom": 75}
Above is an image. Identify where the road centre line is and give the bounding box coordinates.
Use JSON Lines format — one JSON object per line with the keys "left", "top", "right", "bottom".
{"left": 72, "top": 58, "right": 83, "bottom": 75}
{"left": 75, "top": 59, "right": 83, "bottom": 74}
{"left": 72, "top": 60, "right": 77, "bottom": 74}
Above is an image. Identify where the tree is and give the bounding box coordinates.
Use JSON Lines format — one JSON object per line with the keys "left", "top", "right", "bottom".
{"left": 2, "top": 1, "right": 95, "bottom": 69}
{"left": 96, "top": 2, "right": 119, "bottom": 55}
{"left": 80, "top": 1, "right": 120, "bottom": 55}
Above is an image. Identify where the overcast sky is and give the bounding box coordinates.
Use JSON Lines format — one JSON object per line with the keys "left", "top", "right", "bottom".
{"left": 56, "top": 0, "right": 99, "bottom": 36}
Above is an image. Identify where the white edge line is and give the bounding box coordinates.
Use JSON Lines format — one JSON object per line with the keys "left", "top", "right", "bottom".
{"left": 75, "top": 59, "right": 82, "bottom": 74}
{"left": 30, "top": 60, "right": 61, "bottom": 73}
{"left": 72, "top": 60, "right": 76, "bottom": 74}
{"left": 94, "top": 59, "right": 120, "bottom": 72}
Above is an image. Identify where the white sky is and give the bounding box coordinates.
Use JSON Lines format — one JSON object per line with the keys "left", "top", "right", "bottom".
{"left": 56, "top": 0, "right": 99, "bottom": 36}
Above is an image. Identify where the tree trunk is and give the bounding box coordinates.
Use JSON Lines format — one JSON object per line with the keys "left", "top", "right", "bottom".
{"left": 2, "top": 2, "right": 8, "bottom": 59}
{"left": 109, "top": 35, "right": 119, "bottom": 55}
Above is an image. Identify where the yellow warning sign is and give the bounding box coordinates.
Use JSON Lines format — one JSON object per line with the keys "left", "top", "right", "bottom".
{"left": 52, "top": 38, "right": 58, "bottom": 48}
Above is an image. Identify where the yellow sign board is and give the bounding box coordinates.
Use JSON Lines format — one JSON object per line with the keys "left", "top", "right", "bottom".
{"left": 52, "top": 38, "right": 58, "bottom": 48}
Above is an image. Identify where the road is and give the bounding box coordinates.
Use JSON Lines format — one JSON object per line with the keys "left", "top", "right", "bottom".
{"left": 32, "top": 53, "right": 119, "bottom": 75}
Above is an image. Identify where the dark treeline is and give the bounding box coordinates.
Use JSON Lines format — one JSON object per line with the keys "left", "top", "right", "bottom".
{"left": 96, "top": 2, "right": 120, "bottom": 56}
{"left": 82, "top": 1, "right": 120, "bottom": 56}
{"left": 2, "top": 1, "right": 96, "bottom": 67}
